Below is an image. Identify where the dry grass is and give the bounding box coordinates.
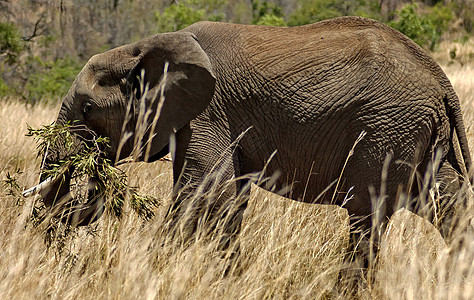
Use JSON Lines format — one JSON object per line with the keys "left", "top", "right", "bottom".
{"left": 0, "top": 64, "right": 473, "bottom": 299}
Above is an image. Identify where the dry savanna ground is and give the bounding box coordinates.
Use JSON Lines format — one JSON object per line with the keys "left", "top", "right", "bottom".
{"left": 1, "top": 59, "right": 473, "bottom": 298}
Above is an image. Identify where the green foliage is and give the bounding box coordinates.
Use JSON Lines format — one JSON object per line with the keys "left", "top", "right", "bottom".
{"left": 156, "top": 0, "right": 205, "bottom": 32}
{"left": 26, "top": 122, "right": 77, "bottom": 162}
{"left": 251, "top": 0, "right": 286, "bottom": 26}
{"left": 4, "top": 171, "right": 23, "bottom": 203}
{"left": 155, "top": 0, "right": 226, "bottom": 32}
{"left": 389, "top": 3, "right": 453, "bottom": 51}
{"left": 353, "top": 0, "right": 382, "bottom": 19}
{"left": 256, "top": 14, "right": 287, "bottom": 26}
{"left": 288, "top": 0, "right": 343, "bottom": 26}
{"left": 288, "top": 0, "right": 380, "bottom": 26}
{"left": 428, "top": 2, "right": 454, "bottom": 38}
{"left": 4, "top": 171, "right": 46, "bottom": 227}
{"left": 0, "top": 22, "right": 24, "bottom": 64}
{"left": 24, "top": 57, "right": 83, "bottom": 102}
{"left": 25, "top": 122, "right": 159, "bottom": 221}
{"left": 389, "top": 4, "right": 427, "bottom": 46}
{"left": 0, "top": 78, "right": 12, "bottom": 98}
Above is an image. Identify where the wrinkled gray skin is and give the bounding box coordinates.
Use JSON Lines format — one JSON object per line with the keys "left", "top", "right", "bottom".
{"left": 39, "top": 17, "right": 471, "bottom": 241}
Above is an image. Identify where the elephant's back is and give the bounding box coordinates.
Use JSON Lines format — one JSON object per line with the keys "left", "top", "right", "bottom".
{"left": 185, "top": 18, "right": 447, "bottom": 105}
{"left": 185, "top": 18, "right": 461, "bottom": 203}
{"left": 186, "top": 18, "right": 452, "bottom": 141}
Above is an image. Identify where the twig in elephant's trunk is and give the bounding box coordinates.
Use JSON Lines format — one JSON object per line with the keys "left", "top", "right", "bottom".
{"left": 19, "top": 122, "right": 160, "bottom": 223}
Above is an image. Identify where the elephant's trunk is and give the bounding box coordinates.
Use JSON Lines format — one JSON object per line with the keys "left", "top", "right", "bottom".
{"left": 24, "top": 165, "right": 105, "bottom": 226}
{"left": 38, "top": 166, "right": 72, "bottom": 208}
{"left": 24, "top": 127, "right": 106, "bottom": 226}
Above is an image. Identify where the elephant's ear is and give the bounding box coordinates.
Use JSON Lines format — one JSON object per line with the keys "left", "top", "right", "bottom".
{"left": 123, "top": 32, "right": 216, "bottom": 160}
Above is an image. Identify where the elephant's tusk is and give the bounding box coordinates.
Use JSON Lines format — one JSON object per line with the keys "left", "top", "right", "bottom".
{"left": 22, "top": 177, "right": 53, "bottom": 197}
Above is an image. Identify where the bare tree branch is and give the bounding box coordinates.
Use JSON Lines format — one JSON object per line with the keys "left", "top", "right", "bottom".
{"left": 22, "top": 13, "right": 46, "bottom": 42}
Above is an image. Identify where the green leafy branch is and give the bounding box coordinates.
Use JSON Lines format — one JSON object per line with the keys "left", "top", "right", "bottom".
{"left": 22, "top": 122, "right": 160, "bottom": 221}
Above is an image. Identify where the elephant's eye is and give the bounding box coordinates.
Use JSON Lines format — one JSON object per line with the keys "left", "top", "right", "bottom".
{"left": 82, "top": 102, "right": 92, "bottom": 115}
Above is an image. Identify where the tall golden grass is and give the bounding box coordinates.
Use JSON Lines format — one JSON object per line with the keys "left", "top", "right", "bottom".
{"left": 0, "top": 64, "right": 473, "bottom": 299}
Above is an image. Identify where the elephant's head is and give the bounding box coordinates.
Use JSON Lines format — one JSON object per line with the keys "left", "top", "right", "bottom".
{"left": 27, "top": 32, "right": 216, "bottom": 226}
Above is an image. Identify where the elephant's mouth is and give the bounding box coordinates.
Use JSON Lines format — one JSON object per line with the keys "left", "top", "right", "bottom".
{"left": 23, "top": 124, "right": 107, "bottom": 226}
{"left": 24, "top": 165, "right": 105, "bottom": 226}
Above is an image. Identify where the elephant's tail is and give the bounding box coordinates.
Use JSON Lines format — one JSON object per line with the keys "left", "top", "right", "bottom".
{"left": 446, "top": 90, "right": 472, "bottom": 184}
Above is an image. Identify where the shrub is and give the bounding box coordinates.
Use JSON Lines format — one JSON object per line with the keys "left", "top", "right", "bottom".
{"left": 288, "top": 0, "right": 345, "bottom": 26}
{"left": 155, "top": 0, "right": 226, "bottom": 32}
{"left": 0, "top": 22, "right": 24, "bottom": 64}
{"left": 25, "top": 57, "right": 83, "bottom": 103}
{"left": 389, "top": 3, "right": 453, "bottom": 51}
{"left": 251, "top": 0, "right": 286, "bottom": 26}
{"left": 155, "top": 0, "right": 206, "bottom": 32}
{"left": 256, "top": 14, "right": 287, "bottom": 26}
{"left": 288, "top": 0, "right": 380, "bottom": 26}
{"left": 0, "top": 78, "right": 12, "bottom": 98}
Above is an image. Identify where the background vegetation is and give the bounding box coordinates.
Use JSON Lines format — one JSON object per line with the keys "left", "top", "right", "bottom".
{"left": 1, "top": 0, "right": 473, "bottom": 298}
{"left": 0, "top": 0, "right": 473, "bottom": 103}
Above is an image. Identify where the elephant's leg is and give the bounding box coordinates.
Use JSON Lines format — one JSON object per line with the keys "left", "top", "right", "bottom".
{"left": 343, "top": 116, "right": 435, "bottom": 228}
{"left": 341, "top": 138, "right": 424, "bottom": 266}
{"left": 167, "top": 122, "right": 249, "bottom": 251}
{"left": 342, "top": 157, "right": 402, "bottom": 235}
{"left": 216, "top": 181, "right": 249, "bottom": 255}
{"left": 405, "top": 145, "right": 464, "bottom": 239}
{"left": 433, "top": 160, "right": 462, "bottom": 238}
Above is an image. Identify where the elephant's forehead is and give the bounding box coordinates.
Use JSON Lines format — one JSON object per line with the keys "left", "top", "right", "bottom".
{"left": 74, "top": 65, "right": 96, "bottom": 89}
{"left": 85, "top": 47, "right": 139, "bottom": 80}
{"left": 87, "top": 47, "right": 125, "bottom": 70}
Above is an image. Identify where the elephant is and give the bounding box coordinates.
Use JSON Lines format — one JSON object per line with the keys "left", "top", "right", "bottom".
{"left": 26, "top": 16, "right": 471, "bottom": 246}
